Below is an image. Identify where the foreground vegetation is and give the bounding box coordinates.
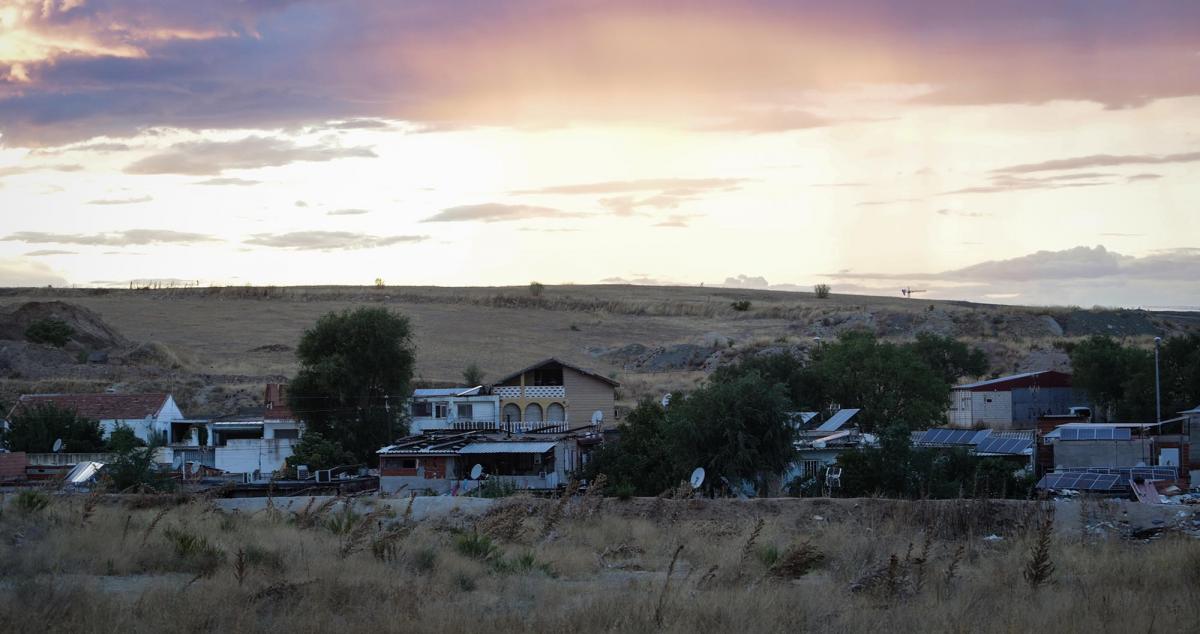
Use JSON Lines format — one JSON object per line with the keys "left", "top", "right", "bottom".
{"left": 1, "top": 490, "right": 1197, "bottom": 633}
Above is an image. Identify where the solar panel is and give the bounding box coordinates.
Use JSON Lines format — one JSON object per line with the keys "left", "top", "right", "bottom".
{"left": 1037, "top": 472, "right": 1123, "bottom": 491}
{"left": 974, "top": 436, "right": 1033, "bottom": 455}
{"left": 815, "top": 408, "right": 860, "bottom": 432}
{"left": 1060, "top": 466, "right": 1176, "bottom": 481}
{"left": 1059, "top": 427, "right": 1132, "bottom": 441}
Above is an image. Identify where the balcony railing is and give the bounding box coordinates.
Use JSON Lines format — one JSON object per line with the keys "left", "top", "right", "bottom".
{"left": 493, "top": 385, "right": 566, "bottom": 399}
{"left": 451, "top": 419, "right": 569, "bottom": 433}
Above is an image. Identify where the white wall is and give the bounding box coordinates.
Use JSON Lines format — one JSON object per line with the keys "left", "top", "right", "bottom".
{"left": 947, "top": 390, "right": 1013, "bottom": 427}
{"left": 215, "top": 438, "right": 297, "bottom": 480}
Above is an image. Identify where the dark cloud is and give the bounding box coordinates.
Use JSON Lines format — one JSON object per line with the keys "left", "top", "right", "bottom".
{"left": 422, "top": 203, "right": 583, "bottom": 223}
{"left": 194, "top": 177, "right": 261, "bottom": 186}
{"left": 124, "top": 137, "right": 376, "bottom": 176}
{"left": 243, "top": 231, "right": 427, "bottom": 250}
{"left": 3, "top": 229, "right": 218, "bottom": 246}
{"left": 326, "top": 209, "right": 369, "bottom": 216}
{"left": 24, "top": 250, "right": 78, "bottom": 256}
{"left": 993, "top": 151, "right": 1200, "bottom": 175}
{"left": 87, "top": 195, "right": 152, "bottom": 205}
{"left": 1127, "top": 173, "right": 1163, "bottom": 182}
{"left": 2, "top": 2, "right": 1199, "bottom": 146}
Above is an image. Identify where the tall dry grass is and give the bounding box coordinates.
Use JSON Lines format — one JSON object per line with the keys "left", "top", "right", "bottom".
{"left": 1, "top": 493, "right": 1198, "bottom": 633}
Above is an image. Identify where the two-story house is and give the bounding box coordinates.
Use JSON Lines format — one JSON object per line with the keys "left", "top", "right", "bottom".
{"left": 491, "top": 358, "right": 618, "bottom": 430}
{"left": 409, "top": 386, "right": 499, "bottom": 433}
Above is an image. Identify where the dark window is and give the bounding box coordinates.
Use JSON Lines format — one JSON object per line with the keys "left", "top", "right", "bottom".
{"left": 274, "top": 429, "right": 299, "bottom": 440}
{"left": 401, "top": 458, "right": 417, "bottom": 469}
{"left": 412, "top": 401, "right": 432, "bottom": 417}
{"left": 457, "top": 403, "right": 473, "bottom": 419}
{"left": 434, "top": 403, "right": 448, "bottom": 418}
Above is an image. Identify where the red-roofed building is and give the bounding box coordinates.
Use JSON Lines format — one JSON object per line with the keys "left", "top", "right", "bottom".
{"left": 7, "top": 392, "right": 183, "bottom": 445}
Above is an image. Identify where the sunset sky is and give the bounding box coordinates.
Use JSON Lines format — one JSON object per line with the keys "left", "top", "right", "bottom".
{"left": 0, "top": 1, "right": 1197, "bottom": 307}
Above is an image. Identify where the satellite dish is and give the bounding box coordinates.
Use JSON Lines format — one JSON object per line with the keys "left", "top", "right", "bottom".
{"left": 689, "top": 467, "right": 706, "bottom": 489}
{"left": 52, "top": 438, "right": 63, "bottom": 453}
{"left": 660, "top": 393, "right": 672, "bottom": 408}
{"left": 469, "top": 464, "right": 483, "bottom": 480}
{"left": 590, "top": 410, "right": 604, "bottom": 425}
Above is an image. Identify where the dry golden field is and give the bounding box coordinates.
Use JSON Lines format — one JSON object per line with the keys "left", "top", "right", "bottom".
{"left": 1, "top": 489, "right": 1197, "bottom": 633}
{"left": 0, "top": 284, "right": 1194, "bottom": 414}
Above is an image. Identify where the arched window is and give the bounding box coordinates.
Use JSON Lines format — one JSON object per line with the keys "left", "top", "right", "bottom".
{"left": 524, "top": 403, "right": 543, "bottom": 423}
{"left": 502, "top": 403, "right": 521, "bottom": 423}
{"left": 546, "top": 402, "right": 565, "bottom": 423}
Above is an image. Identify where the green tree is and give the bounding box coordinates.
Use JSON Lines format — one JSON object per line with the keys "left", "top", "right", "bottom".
{"left": 709, "top": 352, "right": 811, "bottom": 410}
{"left": 813, "top": 283, "right": 831, "bottom": 299}
{"left": 288, "top": 307, "right": 415, "bottom": 464}
{"left": 806, "top": 332, "right": 949, "bottom": 432}
{"left": 582, "top": 400, "right": 677, "bottom": 495}
{"left": 3, "top": 404, "right": 104, "bottom": 452}
{"left": 1068, "top": 335, "right": 1152, "bottom": 420}
{"left": 285, "top": 431, "right": 356, "bottom": 472}
{"left": 667, "top": 371, "right": 795, "bottom": 496}
{"left": 105, "top": 446, "right": 175, "bottom": 492}
{"left": 462, "top": 362, "right": 485, "bottom": 386}
{"left": 910, "top": 333, "right": 989, "bottom": 385}
{"left": 25, "top": 318, "right": 74, "bottom": 347}
{"left": 105, "top": 424, "right": 147, "bottom": 452}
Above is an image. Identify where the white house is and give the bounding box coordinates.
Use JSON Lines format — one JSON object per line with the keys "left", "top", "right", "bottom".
{"left": 409, "top": 386, "right": 500, "bottom": 433}
{"left": 173, "top": 384, "right": 303, "bottom": 482}
{"left": 7, "top": 392, "right": 183, "bottom": 445}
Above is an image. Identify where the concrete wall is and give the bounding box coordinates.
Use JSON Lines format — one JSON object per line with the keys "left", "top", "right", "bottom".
{"left": 1053, "top": 439, "right": 1155, "bottom": 469}
{"left": 215, "top": 438, "right": 296, "bottom": 479}
{"left": 379, "top": 473, "right": 560, "bottom": 495}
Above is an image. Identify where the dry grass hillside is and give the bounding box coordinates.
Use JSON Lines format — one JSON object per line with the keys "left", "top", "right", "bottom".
{"left": 1, "top": 285, "right": 1196, "bottom": 416}
{"left": 1, "top": 490, "right": 1198, "bottom": 633}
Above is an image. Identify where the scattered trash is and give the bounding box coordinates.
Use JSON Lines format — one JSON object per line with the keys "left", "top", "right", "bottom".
{"left": 982, "top": 534, "right": 1003, "bottom": 542}
{"left": 812, "top": 515, "right": 825, "bottom": 521}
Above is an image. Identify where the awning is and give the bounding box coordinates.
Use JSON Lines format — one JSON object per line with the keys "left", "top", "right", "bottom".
{"left": 459, "top": 442, "right": 558, "bottom": 455}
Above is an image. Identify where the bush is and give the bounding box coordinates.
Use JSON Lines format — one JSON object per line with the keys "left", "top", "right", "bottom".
{"left": 529, "top": 281, "right": 545, "bottom": 298}
{"left": 813, "top": 284, "right": 831, "bottom": 299}
{"left": 105, "top": 447, "right": 176, "bottom": 493}
{"left": 454, "top": 531, "right": 499, "bottom": 561}
{"left": 474, "top": 478, "right": 519, "bottom": 498}
{"left": 14, "top": 490, "right": 51, "bottom": 514}
{"left": 730, "top": 300, "right": 752, "bottom": 312}
{"left": 163, "top": 527, "right": 224, "bottom": 577}
{"left": 25, "top": 318, "right": 74, "bottom": 347}
{"left": 611, "top": 481, "right": 637, "bottom": 501}
{"left": 105, "top": 425, "right": 146, "bottom": 452}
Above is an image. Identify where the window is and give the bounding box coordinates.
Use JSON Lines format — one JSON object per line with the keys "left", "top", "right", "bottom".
{"left": 457, "top": 403, "right": 473, "bottom": 419}
{"left": 274, "top": 429, "right": 299, "bottom": 440}
{"left": 503, "top": 403, "right": 521, "bottom": 423}
{"left": 546, "top": 402, "right": 565, "bottom": 422}
{"left": 434, "top": 403, "right": 448, "bottom": 418}
{"left": 412, "top": 401, "right": 432, "bottom": 417}
{"left": 401, "top": 458, "right": 417, "bottom": 469}
{"left": 524, "top": 403, "right": 543, "bottom": 423}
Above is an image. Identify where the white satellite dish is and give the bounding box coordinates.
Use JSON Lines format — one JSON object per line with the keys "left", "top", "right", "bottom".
{"left": 689, "top": 467, "right": 706, "bottom": 489}
{"left": 52, "top": 438, "right": 63, "bottom": 453}
{"left": 469, "top": 463, "right": 483, "bottom": 480}
{"left": 590, "top": 410, "right": 604, "bottom": 425}
{"left": 660, "top": 393, "right": 672, "bottom": 408}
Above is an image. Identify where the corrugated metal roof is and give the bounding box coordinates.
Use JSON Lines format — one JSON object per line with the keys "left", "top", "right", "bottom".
{"left": 954, "top": 372, "right": 1043, "bottom": 390}
{"left": 413, "top": 387, "right": 485, "bottom": 398}
{"left": 459, "top": 442, "right": 558, "bottom": 454}
{"left": 815, "top": 408, "right": 860, "bottom": 432}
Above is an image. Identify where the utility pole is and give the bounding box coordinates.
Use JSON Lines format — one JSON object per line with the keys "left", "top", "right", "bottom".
{"left": 1154, "top": 336, "right": 1162, "bottom": 423}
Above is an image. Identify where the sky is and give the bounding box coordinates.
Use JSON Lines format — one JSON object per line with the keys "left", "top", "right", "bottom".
{"left": 0, "top": 0, "right": 1197, "bottom": 308}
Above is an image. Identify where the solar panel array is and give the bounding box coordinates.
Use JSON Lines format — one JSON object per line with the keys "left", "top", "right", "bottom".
{"left": 815, "top": 408, "right": 860, "bottom": 432}
{"left": 917, "top": 428, "right": 991, "bottom": 445}
{"left": 973, "top": 436, "right": 1033, "bottom": 455}
{"left": 1060, "top": 466, "right": 1177, "bottom": 481}
{"left": 1036, "top": 472, "right": 1123, "bottom": 491}
{"left": 1059, "top": 427, "right": 1132, "bottom": 441}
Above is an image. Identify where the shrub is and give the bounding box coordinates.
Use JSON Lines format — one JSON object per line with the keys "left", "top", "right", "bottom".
{"left": 474, "top": 478, "right": 519, "bottom": 498}
{"left": 813, "top": 284, "right": 831, "bottom": 299}
{"left": 454, "top": 531, "right": 499, "bottom": 561}
{"left": 611, "top": 481, "right": 637, "bottom": 501}
{"left": 411, "top": 547, "right": 437, "bottom": 573}
{"left": 163, "top": 527, "right": 225, "bottom": 577}
{"left": 730, "top": 300, "right": 752, "bottom": 312}
{"left": 462, "top": 362, "right": 485, "bottom": 386}
{"left": 529, "top": 281, "right": 545, "bottom": 298}
{"left": 769, "top": 541, "right": 825, "bottom": 579}
{"left": 15, "top": 490, "right": 51, "bottom": 514}
{"left": 25, "top": 318, "right": 74, "bottom": 347}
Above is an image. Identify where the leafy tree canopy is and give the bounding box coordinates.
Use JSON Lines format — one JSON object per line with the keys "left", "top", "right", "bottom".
{"left": 289, "top": 307, "right": 416, "bottom": 464}
{"left": 2, "top": 404, "right": 104, "bottom": 453}
{"left": 1068, "top": 334, "right": 1200, "bottom": 421}
{"left": 285, "top": 431, "right": 356, "bottom": 472}
{"left": 910, "top": 332, "right": 989, "bottom": 386}
{"left": 105, "top": 424, "right": 147, "bottom": 452}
